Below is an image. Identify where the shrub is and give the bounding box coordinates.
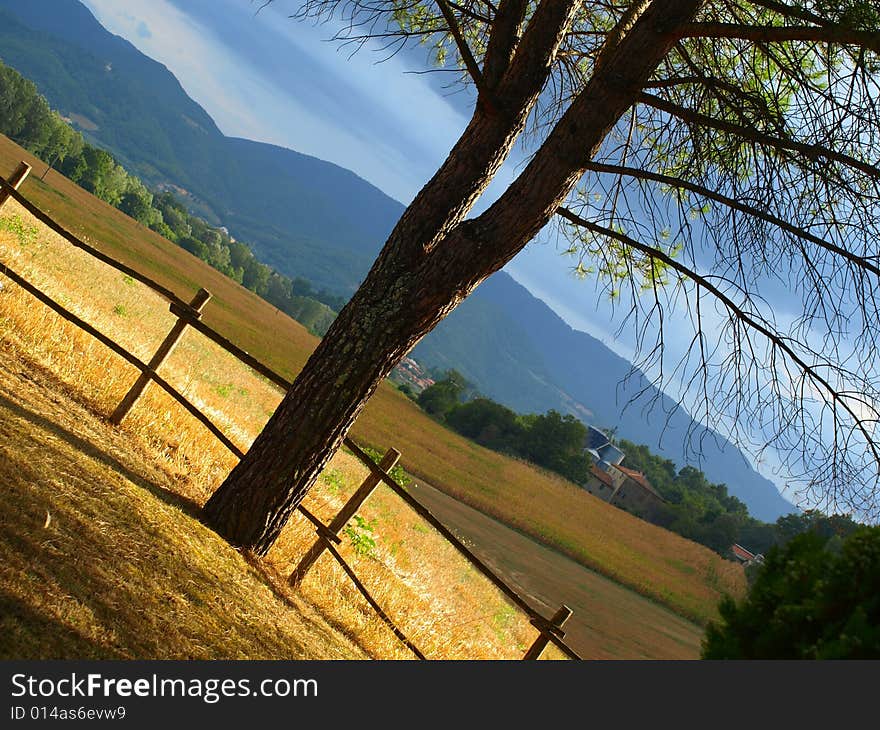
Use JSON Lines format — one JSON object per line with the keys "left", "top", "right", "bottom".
{"left": 702, "top": 527, "right": 880, "bottom": 658}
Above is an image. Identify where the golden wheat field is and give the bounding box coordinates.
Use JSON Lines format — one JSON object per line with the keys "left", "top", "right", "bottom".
{"left": 0, "top": 135, "right": 745, "bottom": 658}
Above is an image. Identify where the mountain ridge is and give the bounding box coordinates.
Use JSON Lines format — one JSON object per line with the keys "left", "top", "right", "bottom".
{"left": 0, "top": 0, "right": 402, "bottom": 293}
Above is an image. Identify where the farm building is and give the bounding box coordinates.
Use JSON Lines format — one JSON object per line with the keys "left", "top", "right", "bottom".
{"left": 730, "top": 543, "right": 765, "bottom": 567}
{"left": 583, "top": 457, "right": 666, "bottom": 521}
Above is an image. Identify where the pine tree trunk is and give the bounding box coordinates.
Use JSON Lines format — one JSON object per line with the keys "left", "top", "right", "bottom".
{"left": 201, "top": 241, "right": 480, "bottom": 553}
{"left": 202, "top": 0, "right": 703, "bottom": 554}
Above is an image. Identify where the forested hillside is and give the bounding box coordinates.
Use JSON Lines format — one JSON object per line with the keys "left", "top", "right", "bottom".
{"left": 0, "top": 61, "right": 338, "bottom": 335}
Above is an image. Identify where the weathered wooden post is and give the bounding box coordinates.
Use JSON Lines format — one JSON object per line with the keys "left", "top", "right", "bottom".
{"left": 0, "top": 162, "right": 32, "bottom": 212}
{"left": 110, "top": 288, "right": 211, "bottom": 424}
{"left": 523, "top": 604, "right": 572, "bottom": 660}
{"left": 290, "top": 446, "right": 401, "bottom": 585}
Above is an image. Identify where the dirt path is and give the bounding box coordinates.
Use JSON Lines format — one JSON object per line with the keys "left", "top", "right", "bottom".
{"left": 408, "top": 480, "right": 704, "bottom": 659}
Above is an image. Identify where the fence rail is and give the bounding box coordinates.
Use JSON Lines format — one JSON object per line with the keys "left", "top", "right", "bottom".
{"left": 0, "top": 163, "right": 583, "bottom": 661}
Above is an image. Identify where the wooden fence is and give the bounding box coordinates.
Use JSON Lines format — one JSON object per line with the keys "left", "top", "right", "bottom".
{"left": 0, "top": 163, "right": 582, "bottom": 661}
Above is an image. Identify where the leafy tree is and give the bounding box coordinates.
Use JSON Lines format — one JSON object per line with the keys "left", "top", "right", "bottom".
{"left": 154, "top": 193, "right": 192, "bottom": 239}
{"left": 702, "top": 528, "right": 880, "bottom": 658}
{"left": 148, "top": 219, "right": 178, "bottom": 243}
{"left": 519, "top": 410, "right": 591, "bottom": 483}
{"left": 735, "top": 519, "right": 778, "bottom": 555}
{"left": 417, "top": 370, "right": 469, "bottom": 417}
{"left": 285, "top": 295, "right": 336, "bottom": 336}
{"left": 77, "top": 146, "right": 115, "bottom": 201}
{"left": 446, "top": 398, "right": 524, "bottom": 452}
{"left": 58, "top": 151, "right": 87, "bottom": 184}
{"left": 774, "top": 510, "right": 862, "bottom": 545}
{"left": 314, "top": 288, "right": 348, "bottom": 312}
{"left": 40, "top": 111, "right": 81, "bottom": 167}
{"left": 290, "top": 277, "right": 316, "bottom": 298}
{"left": 265, "top": 273, "right": 293, "bottom": 308}
{"left": 118, "top": 191, "right": 153, "bottom": 225}
{"left": 228, "top": 240, "right": 254, "bottom": 273}
{"left": 242, "top": 259, "right": 272, "bottom": 297}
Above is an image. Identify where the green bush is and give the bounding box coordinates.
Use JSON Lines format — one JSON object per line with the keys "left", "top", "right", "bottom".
{"left": 702, "top": 527, "right": 880, "bottom": 658}
{"left": 361, "top": 445, "right": 411, "bottom": 487}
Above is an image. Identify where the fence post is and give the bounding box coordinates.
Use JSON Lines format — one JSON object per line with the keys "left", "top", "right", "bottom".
{"left": 110, "top": 288, "right": 211, "bottom": 424}
{"left": 0, "top": 162, "right": 32, "bottom": 212}
{"left": 290, "top": 447, "right": 401, "bottom": 585}
{"left": 523, "top": 604, "right": 572, "bottom": 660}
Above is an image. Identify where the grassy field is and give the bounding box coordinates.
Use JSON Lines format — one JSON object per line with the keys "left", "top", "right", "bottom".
{"left": 0, "top": 220, "right": 551, "bottom": 660}
{"left": 0, "top": 134, "right": 746, "bottom": 631}
{"left": 0, "top": 347, "right": 368, "bottom": 660}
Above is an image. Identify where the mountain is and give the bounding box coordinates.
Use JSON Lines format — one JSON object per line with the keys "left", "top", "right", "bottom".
{"left": 413, "top": 273, "right": 797, "bottom": 522}
{"left": 0, "top": 0, "right": 795, "bottom": 521}
{"left": 0, "top": 0, "right": 403, "bottom": 294}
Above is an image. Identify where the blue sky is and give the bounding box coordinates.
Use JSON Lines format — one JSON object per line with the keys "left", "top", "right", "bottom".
{"left": 78, "top": 0, "right": 820, "bottom": 503}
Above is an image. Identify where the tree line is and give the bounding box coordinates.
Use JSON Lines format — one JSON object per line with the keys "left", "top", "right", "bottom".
{"left": 617, "top": 440, "right": 862, "bottom": 557}
{"left": 411, "top": 370, "right": 594, "bottom": 484}
{"left": 0, "top": 60, "right": 341, "bottom": 335}
{"left": 413, "top": 371, "right": 862, "bottom": 558}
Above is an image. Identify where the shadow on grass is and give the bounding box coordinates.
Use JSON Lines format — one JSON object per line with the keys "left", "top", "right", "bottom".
{"left": 0, "top": 392, "right": 202, "bottom": 520}
{"left": 0, "top": 387, "right": 374, "bottom": 660}
{"left": 0, "top": 593, "right": 128, "bottom": 660}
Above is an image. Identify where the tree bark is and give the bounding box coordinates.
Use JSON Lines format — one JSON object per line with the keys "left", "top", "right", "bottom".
{"left": 202, "top": 0, "right": 703, "bottom": 554}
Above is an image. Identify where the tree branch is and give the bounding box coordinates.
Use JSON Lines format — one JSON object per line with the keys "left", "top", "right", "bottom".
{"left": 435, "top": 0, "right": 490, "bottom": 98}
{"left": 555, "top": 206, "right": 880, "bottom": 469}
{"left": 494, "top": 0, "right": 584, "bottom": 103}
{"left": 431, "top": 0, "right": 704, "bottom": 277}
{"left": 676, "top": 22, "right": 880, "bottom": 53}
{"left": 592, "top": 0, "right": 653, "bottom": 75}
{"left": 482, "top": 0, "right": 529, "bottom": 89}
{"left": 746, "top": 0, "right": 834, "bottom": 27}
{"left": 639, "top": 91, "right": 880, "bottom": 182}
{"left": 444, "top": 0, "right": 492, "bottom": 23}
{"left": 657, "top": 48, "right": 789, "bottom": 134}
{"left": 581, "top": 161, "right": 880, "bottom": 278}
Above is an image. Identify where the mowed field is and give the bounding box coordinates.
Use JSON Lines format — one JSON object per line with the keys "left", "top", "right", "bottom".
{"left": 409, "top": 480, "right": 703, "bottom": 658}
{"left": 0, "top": 348, "right": 369, "bottom": 660}
{"left": 0, "top": 134, "right": 746, "bottom": 633}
